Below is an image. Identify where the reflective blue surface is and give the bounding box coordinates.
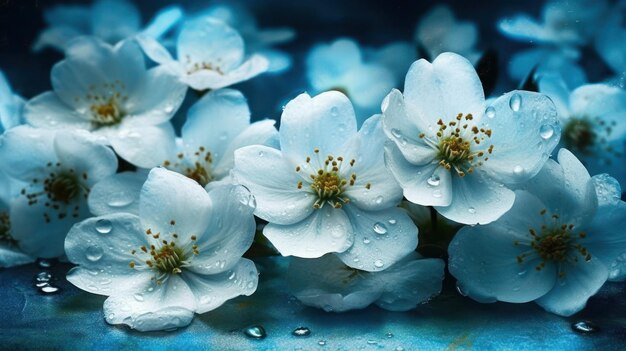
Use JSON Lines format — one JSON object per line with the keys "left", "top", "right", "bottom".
{"left": 1, "top": 258, "right": 625, "bottom": 350}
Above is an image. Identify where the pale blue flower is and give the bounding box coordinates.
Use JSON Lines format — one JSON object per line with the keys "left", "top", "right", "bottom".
{"left": 65, "top": 168, "right": 259, "bottom": 332}
{"left": 594, "top": 1, "right": 626, "bottom": 77}
{"left": 306, "top": 38, "right": 397, "bottom": 123}
{"left": 136, "top": 17, "right": 269, "bottom": 91}
{"left": 449, "top": 149, "right": 626, "bottom": 316}
{"left": 86, "top": 89, "right": 279, "bottom": 215}
{"left": 0, "top": 126, "right": 117, "bottom": 258}
{"left": 382, "top": 52, "right": 561, "bottom": 225}
{"left": 415, "top": 5, "right": 481, "bottom": 64}
{"left": 24, "top": 37, "right": 187, "bottom": 168}
{"left": 0, "top": 170, "right": 35, "bottom": 268}
{"left": 234, "top": 91, "right": 418, "bottom": 272}
{"left": 288, "top": 253, "right": 444, "bottom": 312}
{"left": 33, "top": 0, "right": 182, "bottom": 52}
{"left": 539, "top": 74, "right": 626, "bottom": 186}
{"left": 0, "top": 71, "right": 24, "bottom": 132}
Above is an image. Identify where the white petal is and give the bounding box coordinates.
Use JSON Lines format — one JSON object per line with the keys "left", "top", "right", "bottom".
{"left": 0, "top": 126, "right": 57, "bottom": 181}
{"left": 141, "top": 5, "right": 184, "bottom": 39}
{"left": 88, "top": 171, "right": 147, "bottom": 216}
{"left": 139, "top": 168, "right": 211, "bottom": 240}
{"left": 263, "top": 206, "right": 353, "bottom": 258}
{"left": 480, "top": 91, "right": 561, "bottom": 185}
{"left": 0, "top": 245, "right": 35, "bottom": 268}
{"left": 182, "top": 54, "right": 268, "bottom": 90}
{"left": 279, "top": 91, "right": 357, "bottom": 165}
{"left": 233, "top": 145, "right": 315, "bottom": 225}
{"left": 537, "top": 74, "right": 572, "bottom": 119}
{"left": 91, "top": 0, "right": 141, "bottom": 43}
{"left": 54, "top": 130, "right": 117, "bottom": 184}
{"left": 337, "top": 205, "right": 418, "bottom": 272}
{"left": 183, "top": 258, "right": 258, "bottom": 314}
{"left": 109, "top": 122, "right": 177, "bottom": 169}
{"left": 24, "top": 92, "right": 92, "bottom": 130}
{"left": 583, "top": 201, "right": 626, "bottom": 268}
{"left": 383, "top": 142, "right": 452, "bottom": 207}
{"left": 435, "top": 169, "right": 515, "bottom": 225}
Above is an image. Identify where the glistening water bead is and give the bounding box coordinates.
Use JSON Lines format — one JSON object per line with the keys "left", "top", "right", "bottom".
{"left": 292, "top": 326, "right": 311, "bottom": 337}
{"left": 571, "top": 320, "right": 598, "bottom": 334}
{"left": 243, "top": 325, "right": 267, "bottom": 339}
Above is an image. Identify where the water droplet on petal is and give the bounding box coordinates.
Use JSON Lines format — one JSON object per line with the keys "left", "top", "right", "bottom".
{"left": 388, "top": 219, "right": 397, "bottom": 225}
{"left": 292, "top": 326, "right": 311, "bottom": 337}
{"left": 85, "top": 246, "right": 103, "bottom": 262}
{"left": 95, "top": 219, "right": 112, "bottom": 234}
{"left": 427, "top": 174, "right": 440, "bottom": 187}
{"left": 243, "top": 325, "right": 266, "bottom": 339}
{"left": 396, "top": 347, "right": 405, "bottom": 351}
{"left": 374, "top": 259, "right": 384, "bottom": 268}
{"left": 318, "top": 340, "right": 327, "bottom": 346}
{"left": 330, "top": 107, "right": 339, "bottom": 116}
{"left": 485, "top": 106, "right": 496, "bottom": 118}
{"left": 509, "top": 93, "right": 522, "bottom": 112}
{"left": 134, "top": 293, "right": 144, "bottom": 302}
{"left": 468, "top": 207, "right": 476, "bottom": 214}
{"left": 456, "top": 282, "right": 468, "bottom": 296}
{"left": 518, "top": 270, "right": 527, "bottom": 277}
{"left": 363, "top": 238, "right": 371, "bottom": 244}
{"left": 571, "top": 320, "right": 598, "bottom": 334}
{"left": 539, "top": 124, "right": 554, "bottom": 140}
{"left": 374, "top": 195, "right": 384, "bottom": 204}
{"left": 36, "top": 272, "right": 52, "bottom": 283}
{"left": 432, "top": 189, "right": 442, "bottom": 198}
{"left": 37, "top": 259, "right": 53, "bottom": 268}
{"left": 40, "top": 284, "right": 60, "bottom": 294}
{"left": 386, "top": 332, "right": 394, "bottom": 338}
{"left": 513, "top": 165, "right": 524, "bottom": 175}
{"left": 373, "top": 222, "right": 387, "bottom": 235}
{"left": 107, "top": 193, "right": 133, "bottom": 208}
{"left": 258, "top": 151, "right": 265, "bottom": 157}
{"left": 367, "top": 340, "right": 378, "bottom": 345}
{"left": 390, "top": 128, "right": 402, "bottom": 139}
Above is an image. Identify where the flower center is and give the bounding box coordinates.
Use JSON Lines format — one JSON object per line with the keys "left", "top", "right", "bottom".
{"left": 563, "top": 118, "right": 595, "bottom": 153}
{"left": 185, "top": 55, "right": 224, "bottom": 75}
{"left": 295, "top": 149, "right": 364, "bottom": 209}
{"left": 421, "top": 113, "right": 493, "bottom": 177}
{"left": 163, "top": 146, "right": 214, "bottom": 187}
{"left": 129, "top": 223, "right": 200, "bottom": 283}
{"left": 0, "top": 212, "right": 16, "bottom": 246}
{"left": 81, "top": 81, "right": 129, "bottom": 128}
{"left": 45, "top": 172, "right": 81, "bottom": 204}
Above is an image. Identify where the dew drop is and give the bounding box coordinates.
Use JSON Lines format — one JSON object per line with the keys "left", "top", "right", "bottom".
{"left": 40, "top": 284, "right": 60, "bottom": 294}
{"left": 539, "top": 124, "right": 554, "bottom": 139}
{"left": 390, "top": 128, "right": 402, "bottom": 139}
{"left": 243, "top": 325, "right": 266, "bottom": 339}
{"left": 468, "top": 207, "right": 476, "bottom": 214}
{"left": 571, "top": 320, "right": 598, "bottom": 334}
{"left": 85, "top": 246, "right": 104, "bottom": 262}
{"left": 258, "top": 151, "right": 265, "bottom": 157}
{"left": 386, "top": 332, "right": 394, "bottom": 338}
{"left": 36, "top": 272, "right": 52, "bottom": 283}
{"left": 200, "top": 295, "right": 213, "bottom": 304}
{"left": 455, "top": 282, "right": 468, "bottom": 296}
{"left": 164, "top": 105, "right": 174, "bottom": 113}
{"left": 95, "top": 219, "right": 112, "bottom": 234}
{"left": 367, "top": 340, "right": 378, "bottom": 345}
{"left": 396, "top": 347, "right": 405, "bottom": 351}
{"left": 292, "top": 326, "right": 311, "bottom": 337}
{"left": 388, "top": 219, "right": 397, "bottom": 225}
{"left": 37, "top": 259, "right": 53, "bottom": 268}
{"left": 518, "top": 270, "right": 527, "bottom": 277}
{"left": 374, "top": 195, "right": 384, "bottom": 204}
{"left": 330, "top": 106, "right": 339, "bottom": 116}
{"left": 318, "top": 340, "right": 327, "bottom": 346}
{"left": 107, "top": 194, "right": 133, "bottom": 208}
{"left": 513, "top": 165, "right": 524, "bottom": 175}
{"left": 432, "top": 189, "right": 442, "bottom": 198}
{"left": 485, "top": 106, "right": 496, "bottom": 118}
{"left": 373, "top": 222, "right": 388, "bottom": 235}
{"left": 374, "top": 259, "right": 384, "bottom": 268}
{"left": 509, "top": 93, "right": 522, "bottom": 112}
{"left": 133, "top": 293, "right": 144, "bottom": 302}
{"left": 363, "top": 238, "right": 371, "bottom": 244}
{"left": 427, "top": 174, "right": 440, "bottom": 187}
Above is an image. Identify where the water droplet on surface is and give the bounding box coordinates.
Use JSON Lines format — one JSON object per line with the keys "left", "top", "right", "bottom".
{"left": 363, "top": 238, "right": 371, "bottom": 244}
{"left": 485, "top": 106, "right": 496, "bottom": 118}
{"left": 243, "top": 325, "right": 266, "bottom": 339}
{"left": 456, "top": 282, "right": 468, "bottom": 296}
{"left": 367, "top": 340, "right": 378, "bottom": 345}
{"left": 432, "top": 189, "right": 442, "bottom": 198}
{"left": 571, "top": 320, "right": 598, "bottom": 334}
{"left": 85, "top": 246, "right": 104, "bottom": 262}
{"left": 388, "top": 219, "right": 397, "bottom": 225}
{"left": 133, "top": 293, "right": 144, "bottom": 302}
{"left": 36, "top": 272, "right": 52, "bottom": 283}
{"left": 318, "top": 340, "right": 327, "bottom": 346}
{"left": 330, "top": 107, "right": 339, "bottom": 116}
{"left": 513, "top": 165, "right": 524, "bottom": 175}
{"left": 95, "top": 219, "right": 112, "bottom": 234}
{"left": 386, "top": 332, "right": 394, "bottom": 338}
{"left": 107, "top": 194, "right": 133, "bottom": 208}
{"left": 375, "top": 195, "right": 384, "bottom": 204}
{"left": 539, "top": 124, "right": 554, "bottom": 139}
{"left": 468, "top": 207, "right": 476, "bottom": 214}
{"left": 518, "top": 270, "right": 527, "bottom": 277}
{"left": 427, "top": 174, "right": 440, "bottom": 187}
{"left": 37, "top": 259, "right": 53, "bottom": 268}
{"left": 374, "top": 259, "right": 384, "bottom": 268}
{"left": 258, "top": 151, "right": 265, "bottom": 157}
{"left": 40, "top": 284, "right": 60, "bottom": 294}
{"left": 509, "top": 93, "right": 522, "bottom": 112}
{"left": 373, "top": 222, "right": 387, "bottom": 235}
{"left": 292, "top": 326, "right": 311, "bottom": 337}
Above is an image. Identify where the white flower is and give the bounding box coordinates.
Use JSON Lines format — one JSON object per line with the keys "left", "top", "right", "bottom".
{"left": 24, "top": 37, "right": 187, "bottom": 168}
{"left": 234, "top": 91, "right": 418, "bottom": 272}
{"left": 449, "top": 149, "right": 626, "bottom": 316}
{"left": 0, "top": 126, "right": 117, "bottom": 258}
{"left": 65, "top": 168, "right": 259, "bottom": 332}
{"left": 382, "top": 52, "right": 561, "bottom": 224}
{"left": 0, "top": 170, "right": 35, "bottom": 268}
{"left": 0, "top": 70, "right": 24, "bottom": 132}
{"left": 288, "top": 253, "right": 444, "bottom": 312}
{"left": 136, "top": 17, "right": 269, "bottom": 91}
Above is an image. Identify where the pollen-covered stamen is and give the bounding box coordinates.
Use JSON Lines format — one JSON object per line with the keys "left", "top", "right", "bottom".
{"left": 185, "top": 55, "right": 224, "bottom": 75}
{"left": 0, "top": 212, "right": 16, "bottom": 246}
{"left": 80, "top": 81, "right": 129, "bottom": 127}
{"left": 21, "top": 162, "right": 89, "bottom": 222}
{"left": 517, "top": 209, "right": 591, "bottom": 277}
{"left": 163, "top": 146, "right": 214, "bottom": 187}
{"left": 421, "top": 113, "right": 493, "bottom": 177}
{"left": 129, "top": 224, "right": 199, "bottom": 282}
{"left": 295, "top": 149, "right": 359, "bottom": 209}
{"left": 563, "top": 116, "right": 621, "bottom": 162}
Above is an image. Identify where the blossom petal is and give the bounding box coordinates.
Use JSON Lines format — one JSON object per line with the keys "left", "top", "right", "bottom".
{"left": 183, "top": 258, "right": 258, "bottom": 314}
{"left": 108, "top": 122, "right": 177, "bottom": 169}
{"left": 436, "top": 169, "right": 515, "bottom": 225}
{"left": 0, "top": 245, "right": 35, "bottom": 268}
{"left": 233, "top": 145, "right": 315, "bottom": 225}
{"left": 480, "top": 91, "right": 560, "bottom": 186}
{"left": 279, "top": 91, "right": 357, "bottom": 165}
{"left": 582, "top": 201, "right": 626, "bottom": 267}
{"left": 91, "top": 0, "right": 141, "bottom": 43}
{"left": 535, "top": 257, "right": 608, "bottom": 316}
{"left": 139, "top": 168, "right": 211, "bottom": 241}
{"left": 0, "top": 126, "right": 56, "bottom": 181}
{"left": 337, "top": 205, "right": 418, "bottom": 272}
{"left": 54, "top": 130, "right": 117, "bottom": 184}
{"left": 537, "top": 74, "right": 572, "bottom": 119}
{"left": 88, "top": 171, "right": 147, "bottom": 216}
{"left": 263, "top": 206, "right": 353, "bottom": 258}
{"left": 384, "top": 142, "right": 452, "bottom": 207}
{"left": 141, "top": 5, "right": 184, "bottom": 39}
{"left": 65, "top": 213, "right": 154, "bottom": 296}
{"left": 186, "top": 185, "right": 256, "bottom": 275}
{"left": 24, "top": 92, "right": 92, "bottom": 130}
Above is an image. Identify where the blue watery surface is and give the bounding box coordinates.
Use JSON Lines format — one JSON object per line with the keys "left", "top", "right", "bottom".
{"left": 1, "top": 258, "right": 625, "bottom": 350}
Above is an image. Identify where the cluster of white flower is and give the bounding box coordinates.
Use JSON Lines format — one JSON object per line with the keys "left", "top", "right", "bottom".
{"left": 0, "top": 0, "right": 625, "bottom": 332}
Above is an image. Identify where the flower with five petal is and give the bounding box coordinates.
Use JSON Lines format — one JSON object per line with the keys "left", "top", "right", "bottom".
{"left": 24, "top": 37, "right": 187, "bottom": 168}
{"left": 65, "top": 168, "right": 259, "bottom": 331}
{"left": 382, "top": 52, "right": 561, "bottom": 224}
{"left": 234, "top": 91, "right": 418, "bottom": 272}
{"left": 449, "top": 149, "right": 626, "bottom": 316}
{"left": 0, "top": 126, "right": 117, "bottom": 258}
